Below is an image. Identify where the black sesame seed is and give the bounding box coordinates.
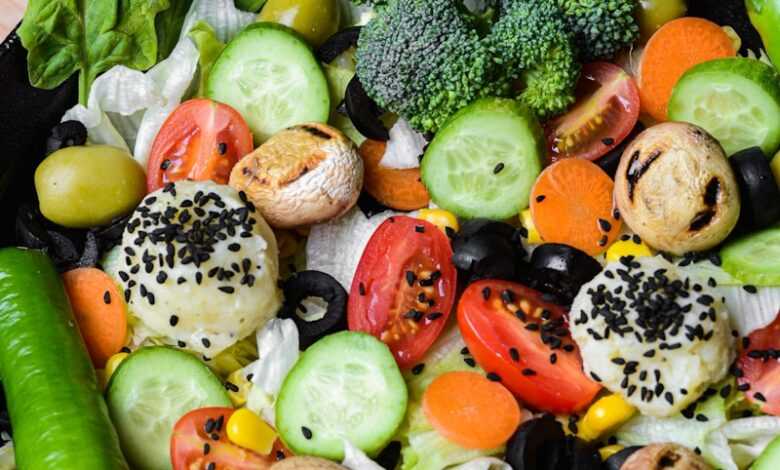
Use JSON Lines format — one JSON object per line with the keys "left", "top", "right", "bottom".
{"left": 206, "top": 463, "right": 215, "bottom": 470}
{"left": 218, "top": 286, "right": 235, "bottom": 294}
{"left": 414, "top": 225, "right": 425, "bottom": 233}
{"left": 218, "top": 142, "right": 227, "bottom": 155}
{"left": 743, "top": 285, "right": 758, "bottom": 294}
{"left": 755, "top": 392, "right": 767, "bottom": 402}
{"left": 493, "top": 162, "right": 505, "bottom": 174}
{"left": 481, "top": 287, "right": 491, "bottom": 300}
{"left": 598, "top": 235, "right": 608, "bottom": 247}
{"left": 602, "top": 137, "right": 615, "bottom": 146}
{"left": 598, "top": 218, "right": 612, "bottom": 232}
{"left": 202, "top": 337, "right": 211, "bottom": 348}
{"left": 509, "top": 348, "right": 520, "bottom": 362}
{"left": 738, "top": 383, "right": 751, "bottom": 391}
{"left": 522, "top": 368, "right": 537, "bottom": 376}
{"left": 461, "top": 347, "right": 470, "bottom": 355}
{"left": 156, "top": 271, "right": 167, "bottom": 284}
{"left": 205, "top": 418, "right": 216, "bottom": 433}
{"left": 501, "top": 289, "right": 516, "bottom": 304}
{"left": 464, "top": 357, "right": 476, "bottom": 367}
{"left": 301, "top": 427, "right": 313, "bottom": 439}
{"left": 405, "top": 271, "right": 416, "bottom": 286}
{"left": 486, "top": 372, "right": 501, "bottom": 382}
{"left": 695, "top": 414, "right": 709, "bottom": 422}
{"left": 177, "top": 341, "right": 186, "bottom": 348}
{"left": 276, "top": 451, "right": 285, "bottom": 461}
{"left": 169, "top": 315, "right": 179, "bottom": 326}
{"left": 411, "top": 363, "right": 425, "bottom": 375}
{"left": 203, "top": 443, "right": 210, "bottom": 455}
{"left": 549, "top": 353, "right": 557, "bottom": 364}
{"left": 536, "top": 195, "right": 546, "bottom": 203}
{"left": 228, "top": 243, "right": 241, "bottom": 252}
{"left": 426, "top": 312, "right": 443, "bottom": 321}
{"left": 359, "top": 283, "right": 366, "bottom": 296}
{"left": 103, "top": 291, "right": 111, "bottom": 304}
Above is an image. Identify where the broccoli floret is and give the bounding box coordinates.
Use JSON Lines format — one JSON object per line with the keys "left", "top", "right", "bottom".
{"left": 489, "top": 0, "right": 580, "bottom": 119}
{"left": 356, "top": 0, "right": 510, "bottom": 133}
{"left": 556, "top": 0, "right": 640, "bottom": 61}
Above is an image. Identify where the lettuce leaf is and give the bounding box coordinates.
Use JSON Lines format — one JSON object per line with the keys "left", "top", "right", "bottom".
{"left": 188, "top": 22, "right": 226, "bottom": 97}
{"left": 155, "top": 0, "right": 195, "bottom": 61}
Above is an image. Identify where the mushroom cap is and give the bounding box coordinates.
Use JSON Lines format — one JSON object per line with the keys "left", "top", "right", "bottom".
{"left": 271, "top": 457, "right": 348, "bottom": 470}
{"left": 614, "top": 122, "right": 740, "bottom": 255}
{"left": 230, "top": 123, "right": 363, "bottom": 229}
{"left": 621, "top": 443, "right": 712, "bottom": 470}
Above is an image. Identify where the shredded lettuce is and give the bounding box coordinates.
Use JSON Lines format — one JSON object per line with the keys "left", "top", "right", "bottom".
{"left": 342, "top": 440, "right": 385, "bottom": 470}
{"left": 396, "top": 325, "right": 503, "bottom": 470}
{"left": 180, "top": 0, "right": 255, "bottom": 44}
{"left": 188, "top": 21, "right": 226, "bottom": 97}
{"left": 380, "top": 118, "right": 427, "bottom": 169}
{"left": 617, "top": 380, "right": 780, "bottom": 469}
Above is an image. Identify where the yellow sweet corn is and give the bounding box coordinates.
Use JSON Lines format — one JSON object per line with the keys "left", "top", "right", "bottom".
{"left": 578, "top": 394, "right": 637, "bottom": 441}
{"left": 605, "top": 237, "right": 653, "bottom": 263}
{"left": 599, "top": 444, "right": 625, "bottom": 461}
{"left": 105, "top": 352, "right": 129, "bottom": 380}
{"left": 226, "top": 368, "right": 252, "bottom": 408}
{"left": 226, "top": 408, "right": 277, "bottom": 456}
{"left": 520, "top": 209, "right": 542, "bottom": 244}
{"left": 418, "top": 208, "right": 459, "bottom": 234}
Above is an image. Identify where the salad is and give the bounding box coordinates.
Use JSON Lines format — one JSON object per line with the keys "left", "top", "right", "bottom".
{"left": 0, "top": 0, "right": 779, "bottom": 469}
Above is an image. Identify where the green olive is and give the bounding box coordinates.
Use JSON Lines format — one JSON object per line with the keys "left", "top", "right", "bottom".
{"left": 35, "top": 145, "right": 146, "bottom": 228}
{"left": 637, "top": 0, "right": 687, "bottom": 43}
{"left": 258, "top": 0, "right": 341, "bottom": 48}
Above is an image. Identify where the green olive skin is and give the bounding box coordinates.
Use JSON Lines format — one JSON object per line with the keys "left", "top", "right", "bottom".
{"left": 258, "top": 0, "right": 341, "bottom": 48}
{"left": 637, "top": 0, "right": 687, "bottom": 43}
{"left": 35, "top": 145, "right": 147, "bottom": 228}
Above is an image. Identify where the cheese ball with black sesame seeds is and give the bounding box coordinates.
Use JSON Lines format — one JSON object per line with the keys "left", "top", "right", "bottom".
{"left": 108, "top": 180, "right": 281, "bottom": 356}
{"left": 570, "top": 256, "right": 735, "bottom": 417}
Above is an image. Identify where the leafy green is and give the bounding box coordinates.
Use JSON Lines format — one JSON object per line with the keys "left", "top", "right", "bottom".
{"left": 155, "top": 0, "right": 195, "bottom": 61}
{"left": 235, "top": 0, "right": 267, "bottom": 12}
{"left": 18, "top": 0, "right": 171, "bottom": 104}
{"left": 188, "top": 21, "right": 226, "bottom": 97}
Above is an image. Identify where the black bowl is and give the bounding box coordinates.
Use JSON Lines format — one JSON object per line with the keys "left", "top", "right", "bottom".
{"left": 0, "top": 28, "right": 78, "bottom": 246}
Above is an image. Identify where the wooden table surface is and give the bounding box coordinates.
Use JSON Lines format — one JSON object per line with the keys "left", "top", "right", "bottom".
{"left": 1, "top": 0, "right": 27, "bottom": 40}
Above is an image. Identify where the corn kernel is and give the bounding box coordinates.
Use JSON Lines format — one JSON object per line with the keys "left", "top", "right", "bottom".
{"left": 599, "top": 444, "right": 624, "bottom": 461}
{"left": 418, "top": 208, "right": 459, "bottom": 234}
{"left": 605, "top": 238, "right": 653, "bottom": 263}
{"left": 520, "top": 209, "right": 543, "bottom": 244}
{"left": 226, "top": 368, "right": 252, "bottom": 407}
{"left": 226, "top": 408, "right": 277, "bottom": 455}
{"left": 105, "top": 352, "right": 129, "bottom": 380}
{"left": 578, "top": 394, "right": 636, "bottom": 441}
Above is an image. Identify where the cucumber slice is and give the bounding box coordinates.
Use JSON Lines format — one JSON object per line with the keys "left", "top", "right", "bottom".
{"left": 106, "top": 347, "right": 231, "bottom": 470}
{"left": 669, "top": 58, "right": 780, "bottom": 156}
{"left": 421, "top": 98, "right": 544, "bottom": 220}
{"left": 721, "top": 225, "right": 780, "bottom": 286}
{"left": 206, "top": 23, "right": 330, "bottom": 144}
{"left": 275, "top": 331, "right": 407, "bottom": 460}
{"left": 754, "top": 434, "right": 780, "bottom": 470}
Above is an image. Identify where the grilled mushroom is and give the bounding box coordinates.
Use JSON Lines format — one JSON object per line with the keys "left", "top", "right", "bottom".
{"left": 271, "top": 456, "right": 347, "bottom": 470}
{"left": 614, "top": 122, "right": 740, "bottom": 255}
{"left": 621, "top": 443, "right": 712, "bottom": 470}
{"left": 229, "top": 123, "right": 363, "bottom": 229}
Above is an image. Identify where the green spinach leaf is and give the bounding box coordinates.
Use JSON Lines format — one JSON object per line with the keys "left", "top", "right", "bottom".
{"left": 18, "top": 0, "right": 171, "bottom": 104}
{"left": 155, "top": 0, "right": 195, "bottom": 62}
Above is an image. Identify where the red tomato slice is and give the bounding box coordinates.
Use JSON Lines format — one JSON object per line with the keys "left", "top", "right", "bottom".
{"left": 147, "top": 99, "right": 254, "bottom": 192}
{"left": 348, "top": 216, "right": 457, "bottom": 368}
{"left": 457, "top": 280, "right": 601, "bottom": 414}
{"left": 545, "top": 62, "right": 640, "bottom": 162}
{"left": 170, "top": 407, "right": 290, "bottom": 470}
{"left": 737, "top": 313, "right": 780, "bottom": 415}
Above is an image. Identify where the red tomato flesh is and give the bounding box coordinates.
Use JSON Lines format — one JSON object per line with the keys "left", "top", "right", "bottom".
{"left": 545, "top": 62, "right": 640, "bottom": 162}
{"left": 457, "top": 280, "right": 601, "bottom": 414}
{"left": 738, "top": 313, "right": 780, "bottom": 415}
{"left": 348, "top": 216, "right": 457, "bottom": 368}
{"left": 170, "top": 407, "right": 290, "bottom": 470}
{"left": 147, "top": 99, "right": 254, "bottom": 192}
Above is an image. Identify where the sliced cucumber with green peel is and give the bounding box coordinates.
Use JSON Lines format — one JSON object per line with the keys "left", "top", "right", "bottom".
{"left": 106, "top": 347, "right": 231, "bottom": 470}
{"left": 207, "top": 22, "right": 330, "bottom": 144}
{"left": 721, "top": 225, "right": 780, "bottom": 286}
{"left": 753, "top": 434, "right": 780, "bottom": 470}
{"left": 421, "top": 98, "right": 544, "bottom": 220}
{"left": 669, "top": 58, "right": 780, "bottom": 157}
{"left": 275, "top": 331, "right": 407, "bottom": 460}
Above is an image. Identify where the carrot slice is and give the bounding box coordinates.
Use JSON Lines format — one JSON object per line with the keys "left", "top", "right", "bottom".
{"left": 62, "top": 268, "right": 128, "bottom": 368}
{"left": 359, "top": 139, "right": 430, "bottom": 211}
{"left": 422, "top": 371, "right": 521, "bottom": 450}
{"left": 530, "top": 158, "right": 621, "bottom": 256}
{"left": 639, "top": 17, "right": 736, "bottom": 121}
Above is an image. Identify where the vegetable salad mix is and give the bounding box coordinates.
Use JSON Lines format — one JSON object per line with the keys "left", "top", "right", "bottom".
{"left": 1, "top": 0, "right": 780, "bottom": 469}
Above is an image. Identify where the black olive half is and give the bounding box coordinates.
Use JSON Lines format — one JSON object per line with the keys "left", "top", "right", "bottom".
{"left": 730, "top": 147, "right": 780, "bottom": 231}
{"left": 345, "top": 76, "right": 389, "bottom": 141}
{"left": 451, "top": 219, "right": 527, "bottom": 283}
{"left": 46, "top": 120, "right": 87, "bottom": 155}
{"left": 604, "top": 446, "right": 643, "bottom": 470}
{"left": 597, "top": 122, "right": 645, "bottom": 179}
{"left": 279, "top": 270, "right": 348, "bottom": 349}
{"left": 375, "top": 441, "right": 401, "bottom": 470}
{"left": 357, "top": 191, "right": 391, "bottom": 218}
{"left": 516, "top": 243, "right": 601, "bottom": 307}
{"left": 505, "top": 414, "right": 565, "bottom": 470}
{"left": 316, "top": 27, "right": 361, "bottom": 64}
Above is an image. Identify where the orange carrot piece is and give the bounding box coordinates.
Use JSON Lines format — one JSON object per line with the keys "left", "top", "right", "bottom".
{"left": 639, "top": 17, "right": 736, "bottom": 121}
{"left": 62, "top": 268, "right": 128, "bottom": 368}
{"left": 422, "top": 371, "right": 521, "bottom": 450}
{"left": 359, "top": 139, "right": 430, "bottom": 211}
{"left": 530, "top": 158, "right": 621, "bottom": 256}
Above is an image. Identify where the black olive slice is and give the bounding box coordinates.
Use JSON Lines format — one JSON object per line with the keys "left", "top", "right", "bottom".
{"left": 45, "top": 120, "right": 87, "bottom": 155}
{"left": 279, "top": 270, "right": 348, "bottom": 349}
{"left": 530, "top": 243, "right": 602, "bottom": 287}
{"left": 451, "top": 219, "right": 527, "bottom": 283}
{"left": 345, "top": 76, "right": 389, "bottom": 141}
{"left": 730, "top": 147, "right": 780, "bottom": 231}
{"left": 15, "top": 203, "right": 52, "bottom": 250}
{"left": 505, "top": 414, "right": 566, "bottom": 470}
{"left": 375, "top": 441, "right": 401, "bottom": 470}
{"left": 567, "top": 436, "right": 601, "bottom": 470}
{"left": 597, "top": 122, "right": 645, "bottom": 178}
{"left": 604, "top": 446, "right": 643, "bottom": 470}
{"left": 316, "top": 27, "right": 361, "bottom": 64}
{"left": 357, "top": 191, "right": 391, "bottom": 218}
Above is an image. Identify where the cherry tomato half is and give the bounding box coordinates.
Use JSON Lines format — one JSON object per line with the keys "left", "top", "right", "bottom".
{"left": 147, "top": 99, "right": 254, "bottom": 192}
{"left": 457, "top": 280, "right": 601, "bottom": 414}
{"left": 545, "top": 62, "right": 640, "bottom": 162}
{"left": 738, "top": 313, "right": 780, "bottom": 415}
{"left": 348, "top": 216, "right": 457, "bottom": 368}
{"left": 170, "top": 407, "right": 290, "bottom": 470}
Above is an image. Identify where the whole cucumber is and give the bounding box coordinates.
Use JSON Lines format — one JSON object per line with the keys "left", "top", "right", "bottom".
{"left": 0, "top": 248, "right": 128, "bottom": 469}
